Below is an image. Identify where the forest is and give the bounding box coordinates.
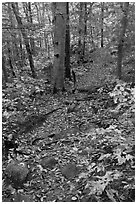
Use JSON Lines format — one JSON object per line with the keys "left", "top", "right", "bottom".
{"left": 2, "top": 2, "right": 135, "bottom": 202}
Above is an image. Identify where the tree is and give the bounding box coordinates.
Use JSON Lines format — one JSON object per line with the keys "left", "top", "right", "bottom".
{"left": 78, "top": 3, "right": 83, "bottom": 64}
{"left": 65, "top": 2, "right": 71, "bottom": 80}
{"left": 7, "top": 3, "right": 21, "bottom": 67}
{"left": 18, "top": 31, "right": 25, "bottom": 66}
{"left": 7, "top": 44, "right": 16, "bottom": 77}
{"left": 101, "top": 2, "right": 104, "bottom": 48}
{"left": 117, "top": 2, "right": 129, "bottom": 79}
{"left": 88, "top": 3, "right": 95, "bottom": 51}
{"left": 11, "top": 2, "right": 36, "bottom": 78}
{"left": 2, "top": 55, "right": 8, "bottom": 86}
{"left": 28, "top": 2, "right": 35, "bottom": 55}
{"left": 52, "top": 2, "right": 67, "bottom": 93}
{"left": 23, "top": 2, "right": 35, "bottom": 55}
{"left": 2, "top": 2, "right": 134, "bottom": 85}
{"left": 77, "top": 3, "right": 88, "bottom": 63}
{"left": 82, "top": 3, "right": 87, "bottom": 58}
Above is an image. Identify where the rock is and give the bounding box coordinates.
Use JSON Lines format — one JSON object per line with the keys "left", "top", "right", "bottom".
{"left": 40, "top": 157, "right": 58, "bottom": 169}
{"left": 61, "top": 162, "right": 79, "bottom": 179}
{"left": 5, "top": 160, "right": 29, "bottom": 189}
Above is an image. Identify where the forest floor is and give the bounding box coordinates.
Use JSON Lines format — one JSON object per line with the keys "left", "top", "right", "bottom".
{"left": 2, "top": 61, "right": 135, "bottom": 202}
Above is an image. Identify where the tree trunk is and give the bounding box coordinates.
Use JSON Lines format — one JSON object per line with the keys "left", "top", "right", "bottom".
{"left": 101, "top": 2, "right": 104, "bottom": 48}
{"left": 78, "top": 3, "right": 83, "bottom": 64}
{"left": 8, "top": 3, "right": 21, "bottom": 67}
{"left": 117, "top": 2, "right": 129, "bottom": 79}
{"left": 82, "top": 3, "right": 87, "bottom": 58}
{"left": 52, "top": 2, "right": 66, "bottom": 93}
{"left": 23, "top": 2, "right": 35, "bottom": 56}
{"left": 19, "top": 32, "right": 25, "bottom": 66}
{"left": 11, "top": 2, "right": 36, "bottom": 78}
{"left": 28, "top": 2, "right": 35, "bottom": 55}
{"left": 34, "top": 3, "right": 43, "bottom": 50}
{"left": 89, "top": 3, "right": 95, "bottom": 51}
{"left": 7, "top": 46, "right": 16, "bottom": 77}
{"left": 65, "top": 2, "right": 71, "bottom": 80}
{"left": 44, "top": 31, "right": 49, "bottom": 57}
{"left": 2, "top": 55, "right": 8, "bottom": 86}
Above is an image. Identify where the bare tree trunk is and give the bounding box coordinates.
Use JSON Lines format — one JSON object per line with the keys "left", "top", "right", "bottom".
{"left": 19, "top": 32, "right": 25, "bottom": 66}
{"left": 78, "top": 3, "right": 83, "bottom": 64}
{"left": 7, "top": 45, "right": 16, "bottom": 77}
{"left": 2, "top": 56, "right": 8, "bottom": 86}
{"left": 44, "top": 31, "right": 48, "bottom": 54}
{"left": 89, "top": 3, "right": 95, "bottom": 51}
{"left": 117, "top": 2, "right": 129, "bottom": 79}
{"left": 8, "top": 3, "right": 21, "bottom": 67}
{"left": 101, "top": 2, "right": 104, "bottom": 48}
{"left": 28, "top": 2, "right": 35, "bottom": 55}
{"left": 23, "top": 2, "right": 35, "bottom": 56}
{"left": 52, "top": 2, "right": 66, "bottom": 93}
{"left": 65, "top": 2, "right": 71, "bottom": 80}
{"left": 11, "top": 2, "right": 36, "bottom": 78}
{"left": 82, "top": 3, "right": 87, "bottom": 58}
{"left": 35, "top": 3, "right": 43, "bottom": 49}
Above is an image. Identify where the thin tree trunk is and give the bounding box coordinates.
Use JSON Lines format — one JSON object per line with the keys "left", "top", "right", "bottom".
{"left": 19, "top": 32, "right": 25, "bottom": 66}
{"left": 2, "top": 56, "right": 8, "bottom": 86}
{"left": 28, "top": 2, "right": 35, "bottom": 55}
{"left": 7, "top": 46, "right": 16, "bottom": 77}
{"left": 117, "top": 2, "right": 129, "bottom": 79}
{"left": 101, "top": 2, "right": 104, "bottom": 48}
{"left": 78, "top": 3, "right": 83, "bottom": 63}
{"left": 44, "top": 31, "right": 48, "bottom": 53}
{"left": 65, "top": 2, "right": 71, "bottom": 80}
{"left": 8, "top": 3, "right": 21, "bottom": 67}
{"left": 82, "top": 3, "right": 87, "bottom": 58}
{"left": 11, "top": 2, "right": 36, "bottom": 78}
{"left": 89, "top": 3, "right": 95, "bottom": 51}
{"left": 35, "top": 3, "right": 42, "bottom": 50}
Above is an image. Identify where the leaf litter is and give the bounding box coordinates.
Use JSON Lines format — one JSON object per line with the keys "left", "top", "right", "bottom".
{"left": 2, "top": 72, "right": 135, "bottom": 202}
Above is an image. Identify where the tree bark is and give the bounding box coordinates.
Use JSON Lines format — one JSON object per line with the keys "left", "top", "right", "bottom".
{"left": 19, "top": 32, "right": 25, "bottom": 66}
{"left": 82, "top": 3, "right": 87, "bottom": 58}
{"left": 101, "top": 2, "right": 104, "bottom": 48}
{"left": 7, "top": 45, "right": 16, "bottom": 77}
{"left": 11, "top": 2, "right": 36, "bottom": 78}
{"left": 117, "top": 2, "right": 129, "bottom": 79}
{"left": 2, "top": 55, "right": 8, "bottom": 86}
{"left": 52, "top": 2, "right": 66, "bottom": 93}
{"left": 23, "top": 2, "right": 35, "bottom": 55}
{"left": 8, "top": 3, "right": 21, "bottom": 67}
{"left": 65, "top": 2, "right": 71, "bottom": 80}
{"left": 78, "top": 3, "right": 83, "bottom": 63}
{"left": 35, "top": 3, "right": 42, "bottom": 49}
{"left": 28, "top": 2, "right": 35, "bottom": 55}
{"left": 89, "top": 3, "right": 95, "bottom": 51}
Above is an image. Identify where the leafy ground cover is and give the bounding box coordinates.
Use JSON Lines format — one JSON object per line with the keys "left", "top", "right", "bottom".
{"left": 2, "top": 63, "right": 135, "bottom": 202}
